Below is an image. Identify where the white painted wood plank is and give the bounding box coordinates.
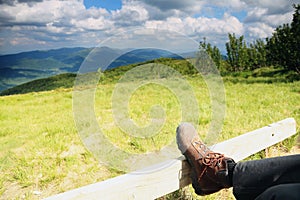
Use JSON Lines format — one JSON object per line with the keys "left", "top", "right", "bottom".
{"left": 211, "top": 118, "right": 297, "bottom": 161}
{"left": 44, "top": 118, "right": 296, "bottom": 200}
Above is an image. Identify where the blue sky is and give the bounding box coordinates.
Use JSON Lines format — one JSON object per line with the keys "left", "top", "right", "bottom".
{"left": 84, "top": 0, "right": 122, "bottom": 10}
{"left": 0, "top": 0, "right": 298, "bottom": 54}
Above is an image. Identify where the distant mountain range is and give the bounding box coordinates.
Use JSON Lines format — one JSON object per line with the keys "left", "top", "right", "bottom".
{"left": 0, "top": 47, "right": 190, "bottom": 91}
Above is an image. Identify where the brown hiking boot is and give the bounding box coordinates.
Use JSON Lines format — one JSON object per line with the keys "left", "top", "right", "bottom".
{"left": 176, "top": 122, "right": 235, "bottom": 196}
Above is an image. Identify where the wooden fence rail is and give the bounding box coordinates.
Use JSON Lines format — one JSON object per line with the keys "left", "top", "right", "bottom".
{"left": 45, "top": 118, "right": 297, "bottom": 200}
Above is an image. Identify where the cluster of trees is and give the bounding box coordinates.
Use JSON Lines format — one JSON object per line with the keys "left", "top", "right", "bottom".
{"left": 225, "top": 34, "right": 267, "bottom": 71}
{"left": 201, "top": 4, "right": 299, "bottom": 74}
{"left": 266, "top": 4, "right": 300, "bottom": 73}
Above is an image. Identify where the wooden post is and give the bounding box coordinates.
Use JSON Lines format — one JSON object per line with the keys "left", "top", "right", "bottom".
{"left": 44, "top": 118, "right": 296, "bottom": 200}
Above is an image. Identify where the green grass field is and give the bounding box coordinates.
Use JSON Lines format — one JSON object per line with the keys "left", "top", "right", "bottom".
{"left": 0, "top": 68, "right": 299, "bottom": 199}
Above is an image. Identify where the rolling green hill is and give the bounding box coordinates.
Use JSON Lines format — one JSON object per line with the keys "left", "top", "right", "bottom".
{"left": 0, "top": 47, "right": 91, "bottom": 91}
{"left": 0, "top": 73, "right": 77, "bottom": 96}
{"left": 1, "top": 56, "right": 299, "bottom": 97}
{"left": 0, "top": 47, "right": 187, "bottom": 92}
{"left": 0, "top": 58, "right": 195, "bottom": 96}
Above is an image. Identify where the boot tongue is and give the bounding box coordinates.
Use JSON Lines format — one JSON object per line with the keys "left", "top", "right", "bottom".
{"left": 192, "top": 138, "right": 211, "bottom": 157}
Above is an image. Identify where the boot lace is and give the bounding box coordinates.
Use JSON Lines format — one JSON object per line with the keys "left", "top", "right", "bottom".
{"left": 203, "top": 152, "right": 225, "bottom": 167}
{"left": 192, "top": 140, "right": 226, "bottom": 181}
{"left": 192, "top": 140, "right": 225, "bottom": 167}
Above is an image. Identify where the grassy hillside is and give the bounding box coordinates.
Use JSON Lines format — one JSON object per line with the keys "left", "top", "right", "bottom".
{"left": 0, "top": 47, "right": 187, "bottom": 92}
{"left": 0, "top": 73, "right": 76, "bottom": 96}
{"left": 0, "top": 60, "right": 299, "bottom": 199}
{"left": 0, "top": 48, "right": 91, "bottom": 91}
{"left": 0, "top": 58, "right": 193, "bottom": 96}
{"left": 2, "top": 58, "right": 298, "bottom": 97}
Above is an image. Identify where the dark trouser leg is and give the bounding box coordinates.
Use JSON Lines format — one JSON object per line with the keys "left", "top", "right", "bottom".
{"left": 232, "top": 154, "right": 300, "bottom": 200}
{"left": 255, "top": 183, "right": 300, "bottom": 200}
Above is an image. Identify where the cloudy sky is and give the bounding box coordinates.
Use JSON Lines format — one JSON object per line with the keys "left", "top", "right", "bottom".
{"left": 0, "top": 0, "right": 298, "bottom": 55}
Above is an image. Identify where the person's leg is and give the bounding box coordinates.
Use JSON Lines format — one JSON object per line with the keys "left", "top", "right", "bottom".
{"left": 232, "top": 154, "right": 300, "bottom": 200}
{"left": 255, "top": 183, "right": 300, "bottom": 200}
{"left": 176, "top": 122, "right": 300, "bottom": 199}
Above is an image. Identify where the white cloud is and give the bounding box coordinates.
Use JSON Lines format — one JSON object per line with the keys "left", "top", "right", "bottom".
{"left": 263, "top": 11, "right": 294, "bottom": 27}
{"left": 71, "top": 16, "right": 113, "bottom": 31}
{"left": 1, "top": 0, "right": 112, "bottom": 28}
{"left": 10, "top": 36, "right": 46, "bottom": 46}
{"left": 242, "top": 0, "right": 298, "bottom": 15}
{"left": 145, "top": 17, "right": 184, "bottom": 33}
{"left": 247, "top": 23, "right": 274, "bottom": 38}
{"left": 242, "top": 0, "right": 295, "bottom": 41}
{"left": 245, "top": 4, "right": 294, "bottom": 26}
{"left": 0, "top": 0, "right": 297, "bottom": 54}
{"left": 146, "top": 13, "right": 244, "bottom": 37}
{"left": 208, "top": 0, "right": 246, "bottom": 11}
{"left": 112, "top": 2, "right": 149, "bottom": 26}
{"left": 138, "top": 0, "right": 204, "bottom": 13}
{"left": 245, "top": 7, "right": 268, "bottom": 23}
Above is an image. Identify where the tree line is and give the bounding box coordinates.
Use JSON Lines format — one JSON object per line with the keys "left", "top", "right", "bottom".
{"left": 200, "top": 4, "right": 300, "bottom": 74}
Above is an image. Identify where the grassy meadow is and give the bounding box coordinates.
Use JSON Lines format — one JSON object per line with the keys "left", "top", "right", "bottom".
{"left": 0, "top": 65, "right": 300, "bottom": 199}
